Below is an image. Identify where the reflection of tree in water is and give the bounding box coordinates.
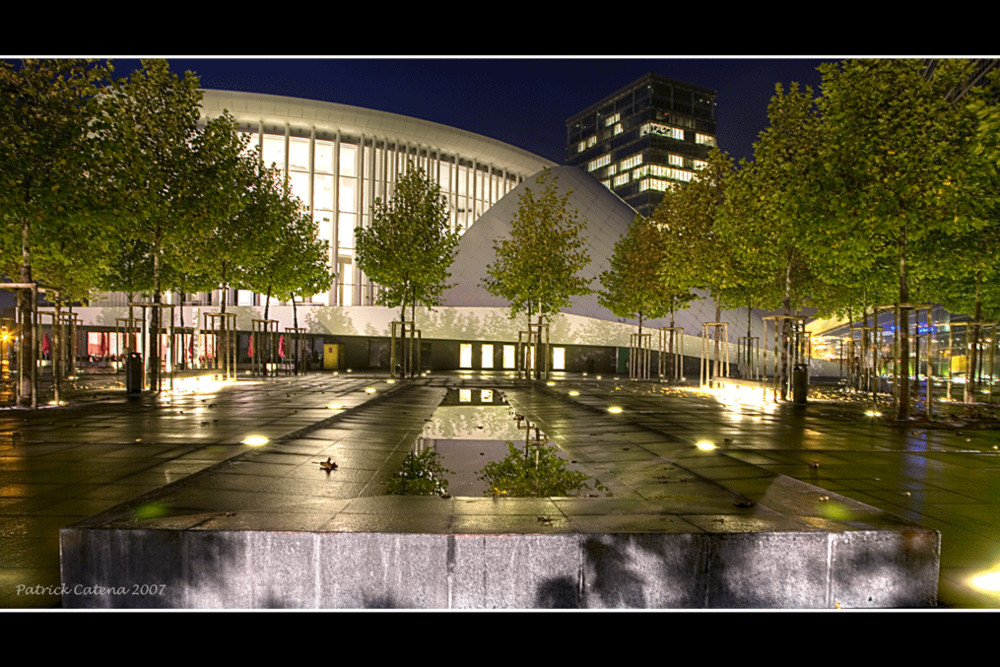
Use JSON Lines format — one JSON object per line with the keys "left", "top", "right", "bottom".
{"left": 421, "top": 405, "right": 523, "bottom": 440}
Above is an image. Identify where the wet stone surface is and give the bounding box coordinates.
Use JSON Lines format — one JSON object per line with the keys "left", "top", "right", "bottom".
{"left": 5, "top": 371, "right": 996, "bottom": 608}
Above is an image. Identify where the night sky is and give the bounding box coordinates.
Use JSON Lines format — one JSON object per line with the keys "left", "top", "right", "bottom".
{"left": 106, "top": 57, "right": 837, "bottom": 165}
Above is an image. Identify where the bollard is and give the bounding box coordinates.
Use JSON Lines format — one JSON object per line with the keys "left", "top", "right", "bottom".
{"left": 126, "top": 352, "right": 143, "bottom": 396}
{"left": 792, "top": 364, "right": 808, "bottom": 404}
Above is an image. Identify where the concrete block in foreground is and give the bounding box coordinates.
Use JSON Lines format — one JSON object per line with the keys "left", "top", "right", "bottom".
{"left": 60, "top": 526, "right": 938, "bottom": 609}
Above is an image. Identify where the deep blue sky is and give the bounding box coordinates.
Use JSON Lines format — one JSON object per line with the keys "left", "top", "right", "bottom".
{"left": 109, "top": 57, "right": 835, "bottom": 164}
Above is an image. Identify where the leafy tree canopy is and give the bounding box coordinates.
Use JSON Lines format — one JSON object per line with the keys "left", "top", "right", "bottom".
{"left": 355, "top": 164, "right": 459, "bottom": 318}
{"left": 599, "top": 215, "right": 673, "bottom": 328}
{"left": 483, "top": 169, "right": 591, "bottom": 323}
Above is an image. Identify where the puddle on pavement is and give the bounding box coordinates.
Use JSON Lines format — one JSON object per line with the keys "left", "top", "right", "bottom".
{"left": 413, "top": 387, "right": 600, "bottom": 497}
{"left": 413, "top": 388, "right": 522, "bottom": 496}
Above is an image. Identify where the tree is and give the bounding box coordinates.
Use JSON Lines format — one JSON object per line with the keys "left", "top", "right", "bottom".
{"left": 483, "top": 169, "right": 591, "bottom": 377}
{"left": 923, "top": 68, "right": 1000, "bottom": 400}
{"left": 717, "top": 84, "right": 824, "bottom": 395}
{"left": 355, "top": 164, "right": 458, "bottom": 377}
{"left": 651, "top": 150, "right": 733, "bottom": 379}
{"left": 599, "top": 215, "right": 673, "bottom": 372}
{"left": 0, "top": 58, "right": 112, "bottom": 405}
{"left": 102, "top": 59, "right": 249, "bottom": 389}
{"left": 265, "top": 210, "right": 335, "bottom": 371}
{"left": 807, "top": 59, "right": 983, "bottom": 418}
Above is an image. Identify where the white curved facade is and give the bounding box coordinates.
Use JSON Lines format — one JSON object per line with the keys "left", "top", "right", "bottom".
{"left": 200, "top": 90, "right": 556, "bottom": 307}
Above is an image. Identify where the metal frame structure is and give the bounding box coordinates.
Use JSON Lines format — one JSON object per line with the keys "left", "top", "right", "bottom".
{"left": 251, "top": 319, "right": 279, "bottom": 377}
{"left": 945, "top": 320, "right": 997, "bottom": 405}
{"left": 736, "top": 335, "right": 761, "bottom": 380}
{"left": 127, "top": 302, "right": 177, "bottom": 392}
{"left": 658, "top": 326, "right": 683, "bottom": 382}
{"left": 284, "top": 326, "right": 308, "bottom": 375}
{"left": 629, "top": 332, "right": 652, "bottom": 380}
{"left": 872, "top": 303, "right": 935, "bottom": 416}
{"left": 762, "top": 315, "right": 809, "bottom": 400}
{"left": 700, "top": 322, "right": 729, "bottom": 388}
{"left": 35, "top": 310, "right": 62, "bottom": 405}
{"left": 517, "top": 322, "right": 549, "bottom": 381}
{"left": 2, "top": 282, "right": 60, "bottom": 409}
{"left": 390, "top": 321, "right": 421, "bottom": 378}
{"left": 203, "top": 311, "right": 237, "bottom": 382}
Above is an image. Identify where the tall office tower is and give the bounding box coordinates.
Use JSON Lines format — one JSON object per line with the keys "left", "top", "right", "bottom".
{"left": 566, "top": 73, "right": 717, "bottom": 218}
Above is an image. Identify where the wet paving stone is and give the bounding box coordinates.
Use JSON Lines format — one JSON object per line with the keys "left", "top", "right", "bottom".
{"left": 8, "top": 372, "right": 1000, "bottom": 608}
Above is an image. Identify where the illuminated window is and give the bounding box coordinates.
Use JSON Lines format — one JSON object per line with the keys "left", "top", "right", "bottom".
{"left": 288, "top": 137, "right": 310, "bottom": 172}
{"left": 481, "top": 343, "right": 494, "bottom": 369}
{"left": 613, "top": 173, "right": 629, "bottom": 187}
{"left": 288, "top": 171, "right": 310, "bottom": 202}
{"left": 459, "top": 388, "right": 472, "bottom": 402}
{"left": 587, "top": 154, "right": 611, "bottom": 172}
{"left": 340, "top": 144, "right": 357, "bottom": 177}
{"left": 640, "top": 123, "right": 684, "bottom": 140}
{"left": 314, "top": 174, "right": 335, "bottom": 211}
{"left": 693, "top": 159, "right": 708, "bottom": 170}
{"left": 262, "top": 136, "right": 285, "bottom": 169}
{"left": 337, "top": 213, "right": 356, "bottom": 250}
{"left": 613, "top": 122, "right": 623, "bottom": 135}
{"left": 339, "top": 177, "right": 356, "bottom": 213}
{"left": 577, "top": 141, "right": 586, "bottom": 153}
{"left": 460, "top": 343, "right": 473, "bottom": 368}
{"left": 604, "top": 113, "right": 620, "bottom": 127}
{"left": 695, "top": 133, "right": 716, "bottom": 147}
{"left": 315, "top": 140, "right": 334, "bottom": 174}
{"left": 553, "top": 347, "right": 566, "bottom": 371}
{"left": 587, "top": 136, "right": 597, "bottom": 148}
{"left": 669, "top": 154, "right": 683, "bottom": 167}
{"left": 620, "top": 154, "right": 643, "bottom": 171}
{"left": 639, "top": 178, "right": 684, "bottom": 193}
{"left": 502, "top": 345, "right": 516, "bottom": 369}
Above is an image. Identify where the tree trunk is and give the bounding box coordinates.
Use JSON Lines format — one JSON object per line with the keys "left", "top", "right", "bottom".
{"left": 151, "top": 250, "right": 162, "bottom": 392}
{"left": 637, "top": 312, "right": 644, "bottom": 379}
{"left": 780, "top": 258, "right": 793, "bottom": 401}
{"left": 714, "top": 302, "right": 721, "bottom": 384}
{"left": 399, "top": 299, "right": 407, "bottom": 378}
{"left": 292, "top": 295, "right": 299, "bottom": 375}
{"left": 967, "top": 271, "right": 983, "bottom": 404}
{"left": 670, "top": 303, "right": 676, "bottom": 379}
{"left": 411, "top": 291, "right": 417, "bottom": 378}
{"left": 218, "top": 281, "right": 228, "bottom": 378}
{"left": 536, "top": 313, "right": 544, "bottom": 381}
{"left": 18, "top": 216, "right": 33, "bottom": 406}
{"left": 897, "top": 232, "right": 911, "bottom": 420}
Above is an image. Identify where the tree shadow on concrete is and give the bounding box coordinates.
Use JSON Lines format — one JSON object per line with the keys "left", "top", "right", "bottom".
{"left": 534, "top": 576, "right": 579, "bottom": 608}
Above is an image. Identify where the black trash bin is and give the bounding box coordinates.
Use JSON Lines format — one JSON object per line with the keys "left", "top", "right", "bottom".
{"left": 126, "top": 352, "right": 143, "bottom": 396}
{"left": 792, "top": 364, "right": 808, "bottom": 404}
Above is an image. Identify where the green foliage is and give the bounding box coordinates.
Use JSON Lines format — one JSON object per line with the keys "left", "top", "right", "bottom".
{"left": 483, "top": 169, "right": 592, "bottom": 323}
{"left": 716, "top": 84, "right": 823, "bottom": 316}
{"left": 479, "top": 442, "right": 596, "bottom": 497}
{"left": 355, "top": 164, "right": 459, "bottom": 316}
{"left": 0, "top": 58, "right": 115, "bottom": 291}
{"left": 651, "top": 149, "right": 732, "bottom": 316}
{"left": 384, "top": 449, "right": 452, "bottom": 496}
{"left": 599, "top": 215, "right": 673, "bottom": 329}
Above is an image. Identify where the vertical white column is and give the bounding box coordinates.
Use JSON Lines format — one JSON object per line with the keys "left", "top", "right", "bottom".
{"left": 331, "top": 130, "right": 340, "bottom": 306}
{"left": 354, "top": 135, "right": 364, "bottom": 306}
{"left": 452, "top": 154, "right": 459, "bottom": 232}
